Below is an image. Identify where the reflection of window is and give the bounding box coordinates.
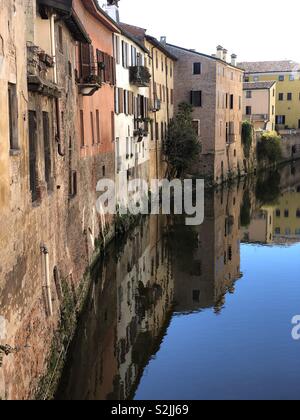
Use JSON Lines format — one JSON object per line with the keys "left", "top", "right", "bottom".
{"left": 275, "top": 228, "right": 281, "bottom": 235}
{"left": 284, "top": 209, "right": 289, "bottom": 218}
{"left": 190, "top": 261, "right": 202, "bottom": 276}
{"left": 296, "top": 229, "right": 300, "bottom": 236}
{"left": 276, "top": 209, "right": 281, "bottom": 217}
{"left": 296, "top": 209, "right": 300, "bottom": 218}
{"left": 193, "top": 290, "right": 200, "bottom": 303}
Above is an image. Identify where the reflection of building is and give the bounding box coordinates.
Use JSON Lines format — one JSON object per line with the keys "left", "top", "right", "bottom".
{"left": 243, "top": 81, "right": 276, "bottom": 131}
{"left": 56, "top": 215, "right": 174, "bottom": 400}
{"left": 242, "top": 208, "right": 274, "bottom": 244}
{"left": 273, "top": 190, "right": 300, "bottom": 244}
{"left": 172, "top": 186, "right": 243, "bottom": 314}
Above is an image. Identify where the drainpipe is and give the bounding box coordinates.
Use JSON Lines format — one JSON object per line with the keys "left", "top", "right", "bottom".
{"left": 50, "top": 14, "right": 57, "bottom": 84}
{"left": 41, "top": 245, "right": 53, "bottom": 316}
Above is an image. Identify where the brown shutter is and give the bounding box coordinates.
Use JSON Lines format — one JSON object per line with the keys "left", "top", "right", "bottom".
{"left": 119, "top": 88, "right": 124, "bottom": 113}
{"left": 80, "top": 43, "right": 92, "bottom": 80}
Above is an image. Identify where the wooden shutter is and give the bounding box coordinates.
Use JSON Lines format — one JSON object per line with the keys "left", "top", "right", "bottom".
{"left": 80, "top": 43, "right": 92, "bottom": 80}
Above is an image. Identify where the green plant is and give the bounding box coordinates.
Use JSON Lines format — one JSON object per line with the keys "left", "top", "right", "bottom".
{"left": 257, "top": 131, "right": 282, "bottom": 164}
{"left": 241, "top": 121, "right": 253, "bottom": 158}
{"left": 164, "top": 102, "right": 201, "bottom": 179}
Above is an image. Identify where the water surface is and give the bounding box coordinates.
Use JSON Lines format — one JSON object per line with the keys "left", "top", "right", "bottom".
{"left": 57, "top": 163, "right": 300, "bottom": 400}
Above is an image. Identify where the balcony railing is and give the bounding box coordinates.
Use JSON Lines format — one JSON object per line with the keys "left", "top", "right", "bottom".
{"left": 149, "top": 98, "right": 161, "bottom": 113}
{"left": 129, "top": 65, "right": 151, "bottom": 87}
{"left": 243, "top": 114, "right": 269, "bottom": 122}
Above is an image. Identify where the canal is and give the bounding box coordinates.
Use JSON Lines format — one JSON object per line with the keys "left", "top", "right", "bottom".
{"left": 56, "top": 162, "right": 300, "bottom": 400}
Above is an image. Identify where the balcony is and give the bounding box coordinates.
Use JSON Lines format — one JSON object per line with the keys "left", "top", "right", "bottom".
{"left": 149, "top": 98, "right": 161, "bottom": 113}
{"left": 134, "top": 128, "right": 149, "bottom": 142}
{"left": 129, "top": 65, "right": 151, "bottom": 87}
{"left": 243, "top": 114, "right": 269, "bottom": 122}
{"left": 27, "top": 43, "right": 61, "bottom": 98}
{"left": 77, "top": 71, "right": 101, "bottom": 96}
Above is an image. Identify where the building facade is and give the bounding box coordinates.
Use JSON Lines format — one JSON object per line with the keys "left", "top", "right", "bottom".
{"left": 145, "top": 36, "right": 177, "bottom": 180}
{"left": 239, "top": 61, "right": 300, "bottom": 131}
{"left": 167, "top": 44, "right": 245, "bottom": 183}
{"left": 243, "top": 81, "right": 276, "bottom": 131}
{"left": 113, "top": 28, "right": 151, "bottom": 209}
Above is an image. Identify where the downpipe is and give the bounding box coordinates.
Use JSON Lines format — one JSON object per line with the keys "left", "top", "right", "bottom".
{"left": 41, "top": 245, "right": 53, "bottom": 317}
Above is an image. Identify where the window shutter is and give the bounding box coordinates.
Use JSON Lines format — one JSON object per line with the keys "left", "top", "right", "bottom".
{"left": 80, "top": 43, "right": 92, "bottom": 80}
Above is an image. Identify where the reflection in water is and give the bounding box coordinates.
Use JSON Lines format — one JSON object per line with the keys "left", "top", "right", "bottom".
{"left": 54, "top": 162, "right": 300, "bottom": 400}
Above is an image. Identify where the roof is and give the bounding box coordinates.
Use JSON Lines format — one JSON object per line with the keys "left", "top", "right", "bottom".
{"left": 145, "top": 36, "right": 178, "bottom": 61}
{"left": 118, "top": 23, "right": 149, "bottom": 54}
{"left": 38, "top": 0, "right": 91, "bottom": 42}
{"left": 166, "top": 43, "right": 244, "bottom": 71}
{"left": 81, "top": 0, "right": 120, "bottom": 33}
{"left": 238, "top": 61, "right": 300, "bottom": 74}
{"left": 243, "top": 81, "right": 276, "bottom": 90}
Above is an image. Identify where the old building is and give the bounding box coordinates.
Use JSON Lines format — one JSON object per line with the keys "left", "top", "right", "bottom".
{"left": 243, "top": 81, "right": 276, "bottom": 132}
{"left": 0, "top": 0, "right": 98, "bottom": 400}
{"left": 73, "top": 0, "right": 119, "bottom": 234}
{"left": 239, "top": 60, "right": 300, "bottom": 131}
{"left": 145, "top": 36, "right": 177, "bottom": 180}
{"left": 166, "top": 44, "right": 245, "bottom": 183}
{"left": 113, "top": 26, "right": 151, "bottom": 209}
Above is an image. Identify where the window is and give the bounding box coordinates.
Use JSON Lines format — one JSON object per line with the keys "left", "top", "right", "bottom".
{"left": 276, "top": 209, "right": 281, "bottom": 217}
{"left": 284, "top": 209, "right": 289, "bottom": 218}
{"left": 8, "top": 83, "right": 19, "bottom": 150}
{"left": 28, "top": 111, "right": 38, "bottom": 202}
{"left": 287, "top": 93, "right": 293, "bottom": 101}
{"left": 278, "top": 93, "right": 284, "bottom": 101}
{"left": 279, "top": 75, "right": 285, "bottom": 81}
{"left": 192, "top": 290, "right": 200, "bottom": 303}
{"left": 289, "top": 75, "right": 295, "bottom": 81}
{"left": 276, "top": 115, "right": 286, "bottom": 125}
{"left": 192, "top": 120, "right": 200, "bottom": 137}
{"left": 58, "top": 26, "right": 63, "bottom": 53}
{"left": 80, "top": 110, "right": 85, "bottom": 147}
{"left": 43, "top": 112, "right": 52, "bottom": 191}
{"left": 239, "top": 96, "right": 242, "bottom": 110}
{"left": 246, "top": 91, "right": 252, "bottom": 99}
{"left": 190, "top": 91, "right": 202, "bottom": 107}
{"left": 253, "top": 76, "right": 259, "bottom": 82}
{"left": 230, "top": 94, "right": 234, "bottom": 109}
{"left": 90, "top": 112, "right": 95, "bottom": 145}
{"left": 96, "top": 110, "right": 101, "bottom": 143}
{"left": 193, "top": 62, "right": 201, "bottom": 75}
{"left": 246, "top": 106, "right": 252, "bottom": 115}
{"left": 115, "top": 36, "right": 120, "bottom": 64}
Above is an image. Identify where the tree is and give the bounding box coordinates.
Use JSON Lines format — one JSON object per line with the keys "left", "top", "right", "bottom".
{"left": 241, "top": 121, "right": 253, "bottom": 159}
{"left": 164, "top": 103, "right": 201, "bottom": 179}
{"left": 257, "top": 131, "right": 282, "bottom": 164}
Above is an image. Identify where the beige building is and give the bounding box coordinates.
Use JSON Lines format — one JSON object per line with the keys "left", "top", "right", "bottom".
{"left": 145, "top": 36, "right": 177, "bottom": 180}
{"left": 243, "top": 81, "right": 276, "bottom": 131}
{"left": 166, "top": 44, "right": 245, "bottom": 183}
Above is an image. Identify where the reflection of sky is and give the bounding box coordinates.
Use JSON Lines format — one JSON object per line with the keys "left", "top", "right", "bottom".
{"left": 135, "top": 243, "right": 300, "bottom": 400}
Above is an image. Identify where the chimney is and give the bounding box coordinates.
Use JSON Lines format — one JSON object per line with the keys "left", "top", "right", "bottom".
{"left": 103, "top": 0, "right": 120, "bottom": 22}
{"left": 160, "top": 36, "right": 167, "bottom": 46}
{"left": 216, "top": 45, "right": 223, "bottom": 59}
{"left": 231, "top": 54, "right": 237, "bottom": 67}
{"left": 222, "top": 48, "right": 228, "bottom": 62}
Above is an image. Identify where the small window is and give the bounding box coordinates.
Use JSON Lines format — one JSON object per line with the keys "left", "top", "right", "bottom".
{"left": 80, "top": 110, "right": 85, "bottom": 147}
{"left": 8, "top": 83, "right": 19, "bottom": 151}
{"left": 279, "top": 93, "right": 284, "bottom": 101}
{"left": 246, "top": 91, "right": 252, "bottom": 99}
{"left": 193, "top": 62, "right": 201, "bottom": 75}
{"left": 279, "top": 75, "right": 285, "bottom": 81}
{"left": 246, "top": 106, "right": 252, "bottom": 115}
{"left": 287, "top": 93, "right": 293, "bottom": 101}
{"left": 58, "top": 26, "right": 63, "bottom": 53}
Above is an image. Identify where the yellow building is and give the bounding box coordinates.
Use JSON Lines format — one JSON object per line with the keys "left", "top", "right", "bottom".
{"left": 243, "top": 81, "right": 276, "bottom": 131}
{"left": 145, "top": 36, "right": 177, "bottom": 180}
{"left": 239, "top": 61, "right": 300, "bottom": 131}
